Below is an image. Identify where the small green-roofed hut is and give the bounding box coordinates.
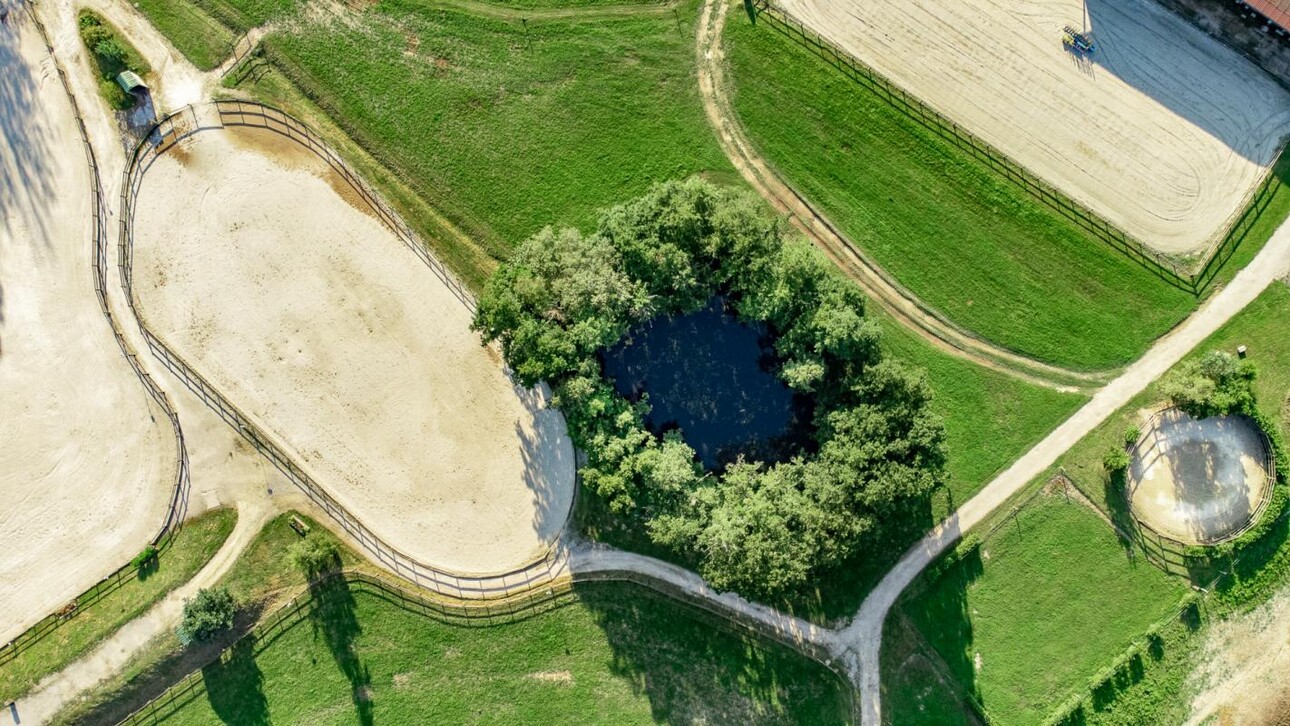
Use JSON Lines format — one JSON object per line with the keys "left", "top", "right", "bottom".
{"left": 115, "top": 70, "right": 146, "bottom": 94}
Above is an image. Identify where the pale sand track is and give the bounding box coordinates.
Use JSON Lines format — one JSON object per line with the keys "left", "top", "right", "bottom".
{"left": 0, "top": 10, "right": 171, "bottom": 645}
{"left": 776, "top": 0, "right": 1290, "bottom": 254}
{"left": 130, "top": 126, "right": 575, "bottom": 575}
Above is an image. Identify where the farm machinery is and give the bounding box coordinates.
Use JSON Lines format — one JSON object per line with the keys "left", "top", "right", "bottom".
{"left": 1062, "top": 25, "right": 1096, "bottom": 53}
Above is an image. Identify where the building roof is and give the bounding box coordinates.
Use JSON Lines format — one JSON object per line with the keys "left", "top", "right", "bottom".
{"left": 1246, "top": 0, "right": 1290, "bottom": 31}
{"left": 115, "top": 70, "right": 146, "bottom": 93}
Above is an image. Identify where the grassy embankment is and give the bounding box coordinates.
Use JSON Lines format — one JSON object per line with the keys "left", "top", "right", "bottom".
{"left": 61, "top": 513, "right": 852, "bottom": 725}
{"left": 0, "top": 509, "right": 236, "bottom": 704}
{"left": 885, "top": 282, "right": 1290, "bottom": 724}
{"left": 724, "top": 11, "right": 1290, "bottom": 371}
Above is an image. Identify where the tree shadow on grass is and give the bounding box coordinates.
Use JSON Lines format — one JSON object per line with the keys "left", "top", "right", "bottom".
{"left": 202, "top": 638, "right": 269, "bottom": 725}
{"left": 894, "top": 542, "right": 984, "bottom": 719}
{"left": 306, "top": 566, "right": 373, "bottom": 725}
{"left": 574, "top": 582, "right": 851, "bottom": 725}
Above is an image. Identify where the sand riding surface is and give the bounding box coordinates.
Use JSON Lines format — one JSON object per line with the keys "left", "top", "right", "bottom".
{"left": 130, "top": 126, "right": 575, "bottom": 575}
{"left": 1127, "top": 411, "right": 1270, "bottom": 545}
{"left": 0, "top": 15, "right": 172, "bottom": 644}
{"left": 776, "top": 0, "right": 1290, "bottom": 254}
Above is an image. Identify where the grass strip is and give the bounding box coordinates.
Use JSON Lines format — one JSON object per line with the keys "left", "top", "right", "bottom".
{"left": 0, "top": 508, "right": 237, "bottom": 704}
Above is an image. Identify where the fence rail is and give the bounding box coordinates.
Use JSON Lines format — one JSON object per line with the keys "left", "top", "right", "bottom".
{"left": 118, "top": 102, "right": 562, "bottom": 602}
{"left": 1, "top": 1, "right": 192, "bottom": 665}
{"left": 750, "top": 0, "right": 1287, "bottom": 295}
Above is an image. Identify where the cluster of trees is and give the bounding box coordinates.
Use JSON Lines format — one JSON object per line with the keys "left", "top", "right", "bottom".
{"left": 475, "top": 179, "right": 945, "bottom": 598}
{"left": 1161, "top": 350, "right": 1257, "bottom": 419}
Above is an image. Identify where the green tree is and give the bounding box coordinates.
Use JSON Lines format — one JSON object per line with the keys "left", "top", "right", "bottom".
{"left": 177, "top": 587, "right": 236, "bottom": 646}
{"left": 289, "top": 535, "right": 340, "bottom": 578}
{"left": 1160, "top": 350, "right": 1256, "bottom": 418}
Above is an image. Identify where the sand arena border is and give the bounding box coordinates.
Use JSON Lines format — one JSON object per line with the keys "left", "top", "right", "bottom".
{"left": 120, "top": 101, "right": 576, "bottom": 591}
{"left": 1127, "top": 409, "right": 1275, "bottom": 546}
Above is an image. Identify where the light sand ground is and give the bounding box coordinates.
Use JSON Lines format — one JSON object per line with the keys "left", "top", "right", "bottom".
{"left": 776, "top": 0, "right": 1290, "bottom": 254}
{"left": 1186, "top": 584, "right": 1290, "bottom": 725}
{"left": 0, "top": 10, "right": 172, "bottom": 645}
{"left": 130, "top": 125, "right": 575, "bottom": 575}
{"left": 1128, "top": 411, "right": 1270, "bottom": 545}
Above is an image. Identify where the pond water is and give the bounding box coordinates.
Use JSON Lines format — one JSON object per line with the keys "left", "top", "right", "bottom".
{"left": 600, "top": 297, "right": 814, "bottom": 471}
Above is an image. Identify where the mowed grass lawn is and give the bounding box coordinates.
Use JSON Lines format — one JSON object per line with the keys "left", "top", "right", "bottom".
{"left": 724, "top": 14, "right": 1199, "bottom": 370}
{"left": 140, "top": 583, "right": 850, "bottom": 725}
{"left": 0, "top": 509, "right": 236, "bottom": 703}
{"left": 900, "top": 496, "right": 1187, "bottom": 725}
{"left": 260, "top": 0, "right": 733, "bottom": 263}
{"left": 82, "top": 514, "right": 849, "bottom": 726}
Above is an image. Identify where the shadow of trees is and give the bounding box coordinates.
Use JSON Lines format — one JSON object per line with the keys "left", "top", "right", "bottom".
{"left": 304, "top": 556, "right": 373, "bottom": 725}
{"left": 574, "top": 582, "right": 851, "bottom": 725}
{"left": 202, "top": 638, "right": 269, "bottom": 725}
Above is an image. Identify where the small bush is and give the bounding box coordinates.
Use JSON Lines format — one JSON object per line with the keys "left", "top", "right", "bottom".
{"left": 96, "top": 79, "right": 133, "bottom": 110}
{"left": 131, "top": 544, "right": 158, "bottom": 570}
{"left": 176, "top": 587, "right": 235, "bottom": 646}
{"left": 288, "top": 535, "right": 340, "bottom": 578}
{"left": 1103, "top": 447, "right": 1131, "bottom": 473}
{"left": 1124, "top": 426, "right": 1141, "bottom": 447}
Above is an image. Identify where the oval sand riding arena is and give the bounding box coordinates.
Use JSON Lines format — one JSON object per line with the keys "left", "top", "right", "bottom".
{"left": 127, "top": 109, "right": 576, "bottom": 575}
{"left": 1128, "top": 409, "right": 1274, "bottom": 545}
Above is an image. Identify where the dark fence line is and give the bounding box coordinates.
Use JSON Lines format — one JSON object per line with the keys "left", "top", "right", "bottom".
{"left": 118, "top": 102, "right": 561, "bottom": 602}
{"left": 1, "top": 1, "right": 192, "bottom": 666}
{"left": 749, "top": 0, "right": 1286, "bottom": 295}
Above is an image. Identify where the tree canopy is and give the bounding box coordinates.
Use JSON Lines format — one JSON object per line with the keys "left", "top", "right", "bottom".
{"left": 1161, "top": 350, "right": 1257, "bottom": 419}
{"left": 474, "top": 178, "right": 946, "bottom": 598}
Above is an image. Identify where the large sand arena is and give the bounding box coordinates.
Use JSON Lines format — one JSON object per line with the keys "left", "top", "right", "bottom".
{"left": 775, "top": 0, "right": 1290, "bottom": 254}
{"left": 130, "top": 124, "right": 575, "bottom": 575}
{"left": 1128, "top": 411, "right": 1272, "bottom": 545}
{"left": 0, "top": 15, "right": 172, "bottom": 644}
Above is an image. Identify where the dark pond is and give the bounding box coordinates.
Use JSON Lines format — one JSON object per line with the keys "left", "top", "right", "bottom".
{"left": 600, "top": 297, "right": 815, "bottom": 471}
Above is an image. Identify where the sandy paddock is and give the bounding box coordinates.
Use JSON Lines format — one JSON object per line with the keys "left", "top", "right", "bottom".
{"left": 129, "top": 124, "right": 575, "bottom": 575}
{"left": 1127, "top": 411, "right": 1271, "bottom": 545}
{"left": 775, "top": 0, "right": 1290, "bottom": 254}
{"left": 0, "top": 12, "right": 172, "bottom": 644}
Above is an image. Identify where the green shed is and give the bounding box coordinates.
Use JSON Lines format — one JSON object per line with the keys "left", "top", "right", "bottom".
{"left": 115, "top": 71, "right": 147, "bottom": 94}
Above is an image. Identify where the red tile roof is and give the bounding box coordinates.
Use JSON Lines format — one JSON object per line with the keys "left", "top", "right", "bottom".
{"left": 1246, "top": 0, "right": 1290, "bottom": 31}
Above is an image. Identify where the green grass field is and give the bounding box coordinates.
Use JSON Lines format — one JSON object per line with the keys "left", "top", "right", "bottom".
{"left": 64, "top": 513, "right": 850, "bottom": 725}
{"left": 133, "top": 0, "right": 233, "bottom": 70}
{"left": 0, "top": 509, "right": 236, "bottom": 704}
{"left": 723, "top": 14, "right": 1204, "bottom": 370}
{"left": 899, "top": 496, "right": 1188, "bottom": 725}
{"left": 256, "top": 0, "right": 733, "bottom": 258}
{"left": 134, "top": 582, "right": 850, "bottom": 725}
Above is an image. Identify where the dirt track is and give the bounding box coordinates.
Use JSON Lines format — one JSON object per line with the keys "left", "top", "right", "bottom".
{"left": 130, "top": 125, "right": 575, "bottom": 576}
{"left": 777, "top": 0, "right": 1290, "bottom": 255}
{"left": 0, "top": 7, "right": 172, "bottom": 645}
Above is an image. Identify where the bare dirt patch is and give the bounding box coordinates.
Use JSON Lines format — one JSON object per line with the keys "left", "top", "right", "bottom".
{"left": 0, "top": 14, "right": 172, "bottom": 644}
{"left": 776, "top": 0, "right": 1290, "bottom": 254}
{"left": 1127, "top": 410, "right": 1271, "bottom": 545}
{"left": 526, "top": 670, "right": 574, "bottom": 685}
{"left": 1187, "top": 586, "right": 1290, "bottom": 725}
{"left": 129, "top": 125, "right": 576, "bottom": 575}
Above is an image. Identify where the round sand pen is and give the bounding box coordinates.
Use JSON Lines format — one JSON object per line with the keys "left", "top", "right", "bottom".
{"left": 1127, "top": 409, "right": 1274, "bottom": 546}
